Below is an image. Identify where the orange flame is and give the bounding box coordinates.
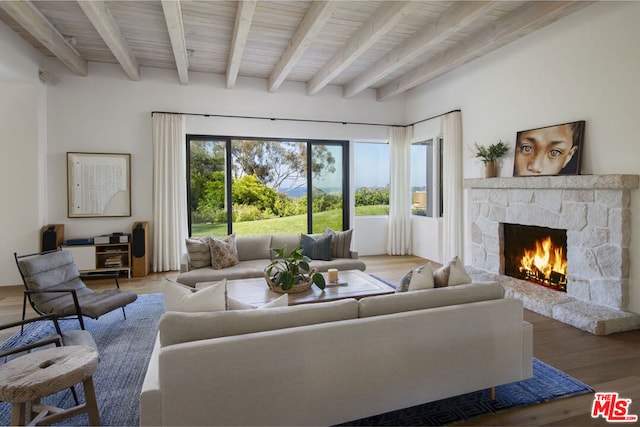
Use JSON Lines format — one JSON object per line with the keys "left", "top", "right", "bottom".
{"left": 519, "top": 236, "right": 566, "bottom": 279}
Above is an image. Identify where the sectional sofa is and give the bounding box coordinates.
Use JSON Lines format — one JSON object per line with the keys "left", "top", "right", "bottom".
{"left": 140, "top": 282, "right": 533, "bottom": 426}
{"left": 176, "top": 233, "right": 366, "bottom": 287}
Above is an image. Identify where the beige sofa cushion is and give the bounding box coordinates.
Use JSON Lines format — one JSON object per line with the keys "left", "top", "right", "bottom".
{"left": 270, "top": 234, "right": 301, "bottom": 257}
{"left": 358, "top": 282, "right": 505, "bottom": 318}
{"left": 236, "top": 235, "right": 272, "bottom": 261}
{"left": 159, "top": 298, "right": 359, "bottom": 347}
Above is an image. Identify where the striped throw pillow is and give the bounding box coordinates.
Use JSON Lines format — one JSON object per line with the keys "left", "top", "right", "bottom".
{"left": 185, "top": 235, "right": 212, "bottom": 268}
{"left": 324, "top": 227, "right": 353, "bottom": 258}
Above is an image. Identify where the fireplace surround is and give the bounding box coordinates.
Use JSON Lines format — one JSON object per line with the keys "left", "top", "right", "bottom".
{"left": 464, "top": 174, "right": 640, "bottom": 335}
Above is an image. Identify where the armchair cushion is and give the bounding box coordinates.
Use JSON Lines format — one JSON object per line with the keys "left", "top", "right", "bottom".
{"left": 34, "top": 287, "right": 136, "bottom": 319}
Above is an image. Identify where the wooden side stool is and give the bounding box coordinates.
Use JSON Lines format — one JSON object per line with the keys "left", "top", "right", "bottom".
{"left": 0, "top": 345, "right": 100, "bottom": 426}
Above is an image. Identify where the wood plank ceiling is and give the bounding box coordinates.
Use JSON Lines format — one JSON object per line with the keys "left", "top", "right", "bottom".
{"left": 0, "top": 1, "right": 591, "bottom": 100}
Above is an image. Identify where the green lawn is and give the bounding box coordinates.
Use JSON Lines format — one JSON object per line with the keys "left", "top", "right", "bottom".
{"left": 191, "top": 205, "right": 388, "bottom": 237}
{"left": 192, "top": 210, "right": 338, "bottom": 237}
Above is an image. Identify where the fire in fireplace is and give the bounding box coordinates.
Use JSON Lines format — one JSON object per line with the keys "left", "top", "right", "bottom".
{"left": 503, "top": 224, "right": 567, "bottom": 292}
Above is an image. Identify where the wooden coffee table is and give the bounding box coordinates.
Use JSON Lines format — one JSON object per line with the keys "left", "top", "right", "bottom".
{"left": 226, "top": 270, "right": 394, "bottom": 306}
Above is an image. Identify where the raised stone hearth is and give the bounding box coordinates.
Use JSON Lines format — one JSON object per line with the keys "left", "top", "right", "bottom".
{"left": 464, "top": 174, "right": 640, "bottom": 335}
{"left": 467, "top": 266, "right": 640, "bottom": 335}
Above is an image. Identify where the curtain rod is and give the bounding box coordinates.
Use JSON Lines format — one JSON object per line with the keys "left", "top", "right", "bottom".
{"left": 407, "top": 109, "right": 461, "bottom": 127}
{"left": 151, "top": 109, "right": 461, "bottom": 128}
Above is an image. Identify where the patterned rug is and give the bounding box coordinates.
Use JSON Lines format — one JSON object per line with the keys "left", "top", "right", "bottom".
{"left": 340, "top": 358, "right": 594, "bottom": 425}
{"left": 0, "top": 293, "right": 164, "bottom": 426}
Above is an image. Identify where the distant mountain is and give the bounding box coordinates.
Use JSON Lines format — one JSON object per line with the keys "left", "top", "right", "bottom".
{"left": 280, "top": 187, "right": 307, "bottom": 198}
{"left": 279, "top": 187, "right": 344, "bottom": 198}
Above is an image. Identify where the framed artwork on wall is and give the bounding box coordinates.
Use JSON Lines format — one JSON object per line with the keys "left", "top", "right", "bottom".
{"left": 513, "top": 120, "right": 585, "bottom": 177}
{"left": 67, "top": 152, "right": 131, "bottom": 217}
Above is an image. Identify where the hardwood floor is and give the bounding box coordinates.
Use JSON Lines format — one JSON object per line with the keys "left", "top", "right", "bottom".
{"left": 2, "top": 254, "right": 639, "bottom": 425}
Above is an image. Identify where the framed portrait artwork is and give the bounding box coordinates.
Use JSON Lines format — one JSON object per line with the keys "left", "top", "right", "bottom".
{"left": 67, "top": 152, "right": 131, "bottom": 217}
{"left": 513, "top": 120, "right": 585, "bottom": 177}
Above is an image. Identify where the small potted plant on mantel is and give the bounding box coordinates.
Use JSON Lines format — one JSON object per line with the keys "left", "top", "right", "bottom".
{"left": 474, "top": 140, "right": 509, "bottom": 178}
{"left": 265, "top": 247, "right": 326, "bottom": 293}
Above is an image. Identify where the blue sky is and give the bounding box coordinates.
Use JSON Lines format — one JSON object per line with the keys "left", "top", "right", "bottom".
{"left": 354, "top": 143, "right": 389, "bottom": 188}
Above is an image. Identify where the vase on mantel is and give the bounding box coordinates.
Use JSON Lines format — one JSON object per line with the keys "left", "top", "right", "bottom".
{"left": 484, "top": 160, "right": 497, "bottom": 178}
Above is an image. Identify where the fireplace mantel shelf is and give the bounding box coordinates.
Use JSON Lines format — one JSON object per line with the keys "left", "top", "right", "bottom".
{"left": 464, "top": 174, "right": 639, "bottom": 190}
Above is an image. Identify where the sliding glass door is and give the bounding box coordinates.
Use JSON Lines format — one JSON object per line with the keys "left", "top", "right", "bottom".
{"left": 188, "top": 138, "right": 228, "bottom": 237}
{"left": 309, "top": 142, "right": 345, "bottom": 233}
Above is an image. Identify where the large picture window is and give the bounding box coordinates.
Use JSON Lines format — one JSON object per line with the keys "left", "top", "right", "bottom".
{"left": 187, "top": 135, "right": 348, "bottom": 237}
{"left": 354, "top": 142, "right": 390, "bottom": 216}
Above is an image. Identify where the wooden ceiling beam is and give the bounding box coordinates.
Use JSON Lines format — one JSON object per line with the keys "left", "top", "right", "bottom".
{"left": 343, "top": 1, "right": 497, "bottom": 99}
{"left": 0, "top": 0, "right": 87, "bottom": 76}
{"left": 268, "top": 1, "right": 337, "bottom": 93}
{"left": 161, "top": 0, "right": 189, "bottom": 85}
{"left": 377, "top": 1, "right": 592, "bottom": 101}
{"left": 306, "top": 1, "right": 416, "bottom": 96}
{"left": 227, "top": 1, "right": 256, "bottom": 89}
{"left": 78, "top": 0, "right": 139, "bottom": 81}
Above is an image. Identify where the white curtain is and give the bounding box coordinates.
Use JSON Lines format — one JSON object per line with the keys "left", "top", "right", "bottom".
{"left": 387, "top": 126, "right": 413, "bottom": 255}
{"left": 152, "top": 113, "right": 187, "bottom": 272}
{"left": 441, "top": 111, "right": 463, "bottom": 261}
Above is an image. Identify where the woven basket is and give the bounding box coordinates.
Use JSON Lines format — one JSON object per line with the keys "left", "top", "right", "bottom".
{"left": 265, "top": 269, "right": 317, "bottom": 293}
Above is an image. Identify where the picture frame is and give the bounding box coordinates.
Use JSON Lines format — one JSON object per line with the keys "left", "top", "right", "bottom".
{"left": 513, "top": 120, "right": 585, "bottom": 177}
{"left": 67, "top": 152, "right": 131, "bottom": 217}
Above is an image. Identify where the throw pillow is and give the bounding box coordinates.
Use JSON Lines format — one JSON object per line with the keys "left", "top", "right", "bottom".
{"left": 227, "top": 294, "right": 288, "bottom": 310}
{"left": 408, "top": 263, "right": 435, "bottom": 291}
{"left": 260, "top": 294, "right": 289, "bottom": 308}
{"left": 448, "top": 256, "right": 472, "bottom": 286}
{"left": 163, "top": 279, "right": 227, "bottom": 312}
{"left": 301, "top": 234, "right": 332, "bottom": 261}
{"left": 325, "top": 227, "right": 353, "bottom": 258}
{"left": 185, "top": 235, "right": 212, "bottom": 268}
{"left": 396, "top": 263, "right": 433, "bottom": 292}
{"left": 433, "top": 264, "right": 450, "bottom": 288}
{"left": 210, "top": 234, "right": 239, "bottom": 269}
{"left": 433, "top": 256, "right": 472, "bottom": 287}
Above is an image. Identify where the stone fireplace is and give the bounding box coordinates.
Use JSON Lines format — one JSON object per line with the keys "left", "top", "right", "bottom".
{"left": 464, "top": 174, "right": 640, "bottom": 335}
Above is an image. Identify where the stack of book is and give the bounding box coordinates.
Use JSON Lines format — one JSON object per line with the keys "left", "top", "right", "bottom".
{"left": 103, "top": 256, "right": 123, "bottom": 268}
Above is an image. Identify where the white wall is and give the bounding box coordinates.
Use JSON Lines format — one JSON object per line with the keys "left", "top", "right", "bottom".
{"left": 0, "top": 21, "right": 48, "bottom": 285}
{"left": 405, "top": 2, "right": 640, "bottom": 314}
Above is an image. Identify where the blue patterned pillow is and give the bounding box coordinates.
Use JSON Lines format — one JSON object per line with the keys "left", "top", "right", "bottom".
{"left": 301, "top": 234, "right": 332, "bottom": 261}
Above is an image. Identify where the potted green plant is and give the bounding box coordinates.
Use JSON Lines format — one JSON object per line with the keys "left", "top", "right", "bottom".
{"left": 265, "top": 246, "right": 326, "bottom": 293}
{"left": 474, "top": 140, "right": 509, "bottom": 177}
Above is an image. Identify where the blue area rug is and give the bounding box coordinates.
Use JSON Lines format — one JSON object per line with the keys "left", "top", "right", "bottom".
{"left": 0, "top": 293, "right": 164, "bottom": 426}
{"left": 341, "top": 358, "right": 593, "bottom": 426}
{"left": 371, "top": 274, "right": 396, "bottom": 289}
